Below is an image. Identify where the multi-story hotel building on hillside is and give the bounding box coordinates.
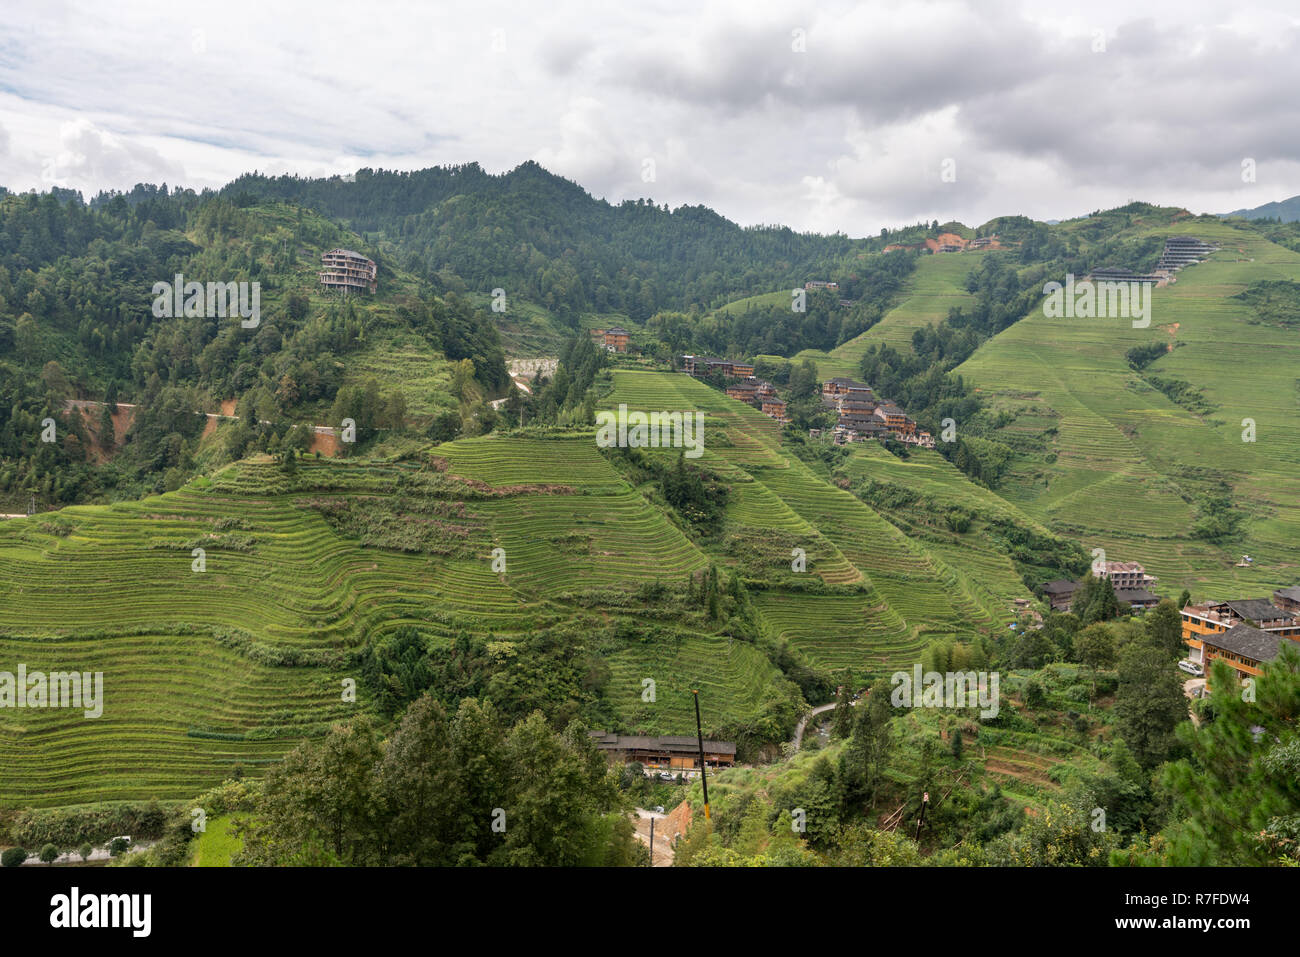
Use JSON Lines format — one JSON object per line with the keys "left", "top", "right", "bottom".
{"left": 1182, "top": 596, "right": 1300, "bottom": 683}
{"left": 319, "top": 248, "right": 377, "bottom": 294}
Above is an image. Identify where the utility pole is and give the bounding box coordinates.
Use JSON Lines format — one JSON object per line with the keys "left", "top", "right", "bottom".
{"left": 914, "top": 791, "right": 929, "bottom": 842}
{"left": 692, "top": 689, "right": 711, "bottom": 820}
{"left": 648, "top": 817, "right": 655, "bottom": 866}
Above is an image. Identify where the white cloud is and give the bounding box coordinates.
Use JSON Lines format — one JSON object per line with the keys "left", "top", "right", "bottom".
{"left": 0, "top": 0, "right": 1297, "bottom": 231}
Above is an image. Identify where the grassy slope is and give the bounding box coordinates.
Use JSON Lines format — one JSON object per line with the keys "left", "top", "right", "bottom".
{"left": 959, "top": 217, "right": 1300, "bottom": 595}
{"left": 191, "top": 813, "right": 244, "bottom": 866}
{"left": 788, "top": 252, "right": 985, "bottom": 379}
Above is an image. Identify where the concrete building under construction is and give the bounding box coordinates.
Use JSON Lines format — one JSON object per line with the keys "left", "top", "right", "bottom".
{"left": 319, "top": 248, "right": 377, "bottom": 294}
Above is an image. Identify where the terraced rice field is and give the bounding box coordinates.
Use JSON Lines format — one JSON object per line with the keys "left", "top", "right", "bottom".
{"left": 0, "top": 395, "right": 810, "bottom": 804}
{"left": 605, "top": 636, "right": 780, "bottom": 734}
{"left": 0, "top": 632, "right": 347, "bottom": 806}
{"left": 792, "top": 252, "right": 985, "bottom": 379}
{"left": 960, "top": 219, "right": 1300, "bottom": 596}
{"left": 602, "top": 369, "right": 1036, "bottom": 673}
{"left": 344, "top": 331, "right": 458, "bottom": 417}
{"left": 22, "top": 271, "right": 1285, "bottom": 811}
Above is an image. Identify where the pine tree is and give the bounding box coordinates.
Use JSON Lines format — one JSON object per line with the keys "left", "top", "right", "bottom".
{"left": 1115, "top": 634, "right": 1188, "bottom": 770}
{"left": 830, "top": 683, "right": 854, "bottom": 739}
{"left": 1160, "top": 645, "right": 1300, "bottom": 864}
{"left": 1144, "top": 599, "right": 1185, "bottom": 660}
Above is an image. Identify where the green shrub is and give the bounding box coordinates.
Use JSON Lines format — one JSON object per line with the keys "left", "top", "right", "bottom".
{"left": 11, "top": 800, "right": 172, "bottom": 848}
{"left": 1023, "top": 679, "right": 1047, "bottom": 708}
{"left": 1, "top": 846, "right": 26, "bottom": 867}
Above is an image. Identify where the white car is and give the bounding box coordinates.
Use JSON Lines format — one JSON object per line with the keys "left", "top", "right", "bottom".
{"left": 1178, "top": 660, "right": 1204, "bottom": 676}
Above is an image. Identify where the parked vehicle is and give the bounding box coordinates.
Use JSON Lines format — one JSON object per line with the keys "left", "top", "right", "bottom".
{"left": 1178, "top": 660, "right": 1204, "bottom": 676}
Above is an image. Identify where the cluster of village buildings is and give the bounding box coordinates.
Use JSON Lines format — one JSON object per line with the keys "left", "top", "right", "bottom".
{"left": 678, "top": 357, "right": 936, "bottom": 446}
{"left": 815, "top": 377, "right": 935, "bottom": 448}
{"left": 677, "top": 355, "right": 793, "bottom": 423}
{"left": 1042, "top": 561, "right": 1162, "bottom": 613}
{"left": 1179, "top": 588, "right": 1300, "bottom": 686}
{"left": 1043, "top": 561, "right": 1300, "bottom": 686}
{"left": 679, "top": 357, "right": 935, "bottom": 445}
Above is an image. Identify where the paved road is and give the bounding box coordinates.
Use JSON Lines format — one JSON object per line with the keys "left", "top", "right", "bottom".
{"left": 18, "top": 841, "right": 154, "bottom": 865}
{"left": 791, "top": 701, "right": 840, "bottom": 750}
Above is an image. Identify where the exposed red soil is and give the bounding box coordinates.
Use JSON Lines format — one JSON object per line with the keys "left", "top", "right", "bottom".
{"left": 309, "top": 429, "right": 342, "bottom": 457}
{"left": 66, "top": 401, "right": 136, "bottom": 463}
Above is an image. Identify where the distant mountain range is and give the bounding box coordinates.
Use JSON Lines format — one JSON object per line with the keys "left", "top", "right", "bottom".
{"left": 1222, "top": 194, "right": 1300, "bottom": 222}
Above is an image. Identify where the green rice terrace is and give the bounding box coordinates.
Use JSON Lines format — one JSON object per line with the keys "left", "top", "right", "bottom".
{"left": 774, "top": 215, "right": 1300, "bottom": 600}
{"left": 0, "top": 368, "right": 1054, "bottom": 808}
{"left": 960, "top": 218, "right": 1300, "bottom": 596}
{"left": 3, "top": 184, "right": 1297, "bottom": 839}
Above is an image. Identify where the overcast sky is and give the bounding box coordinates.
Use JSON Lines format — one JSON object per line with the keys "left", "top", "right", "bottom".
{"left": 2, "top": 0, "right": 1298, "bottom": 236}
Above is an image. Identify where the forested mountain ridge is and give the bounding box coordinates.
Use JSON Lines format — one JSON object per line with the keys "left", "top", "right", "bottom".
{"left": 223, "top": 162, "right": 872, "bottom": 321}
{"left": 3, "top": 169, "right": 1300, "bottom": 868}
{"left": 0, "top": 189, "right": 507, "bottom": 508}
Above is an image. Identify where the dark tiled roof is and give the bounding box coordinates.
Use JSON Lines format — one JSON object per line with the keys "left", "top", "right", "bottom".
{"left": 1207, "top": 624, "right": 1286, "bottom": 663}
{"left": 1225, "top": 598, "right": 1289, "bottom": 622}
{"left": 588, "top": 731, "right": 736, "bottom": 756}
{"left": 1042, "top": 579, "right": 1080, "bottom": 594}
{"left": 1115, "top": 589, "right": 1159, "bottom": 603}
{"left": 1274, "top": 586, "right": 1300, "bottom": 602}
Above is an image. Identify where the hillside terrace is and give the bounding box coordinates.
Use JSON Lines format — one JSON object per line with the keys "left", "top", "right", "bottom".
{"left": 1086, "top": 236, "right": 1220, "bottom": 286}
